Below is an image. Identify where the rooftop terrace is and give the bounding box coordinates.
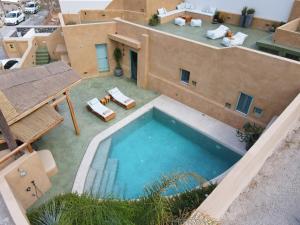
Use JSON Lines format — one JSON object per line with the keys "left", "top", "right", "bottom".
{"left": 150, "top": 21, "right": 271, "bottom": 49}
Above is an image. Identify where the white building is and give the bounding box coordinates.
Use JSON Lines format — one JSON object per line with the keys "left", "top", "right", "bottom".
{"left": 59, "top": 0, "right": 111, "bottom": 13}
{"left": 186, "top": 0, "right": 295, "bottom": 22}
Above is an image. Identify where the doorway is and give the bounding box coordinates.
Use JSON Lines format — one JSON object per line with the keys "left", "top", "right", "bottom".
{"left": 130, "top": 50, "right": 138, "bottom": 82}
{"left": 95, "top": 44, "right": 109, "bottom": 72}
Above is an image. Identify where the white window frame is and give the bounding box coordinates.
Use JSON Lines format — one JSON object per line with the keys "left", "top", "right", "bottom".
{"left": 180, "top": 68, "right": 190, "bottom": 85}
{"left": 236, "top": 92, "right": 253, "bottom": 116}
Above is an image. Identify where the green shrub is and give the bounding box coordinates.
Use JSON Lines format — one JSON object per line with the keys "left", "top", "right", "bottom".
{"left": 28, "top": 174, "right": 216, "bottom": 225}
{"left": 247, "top": 8, "right": 255, "bottom": 15}
{"left": 237, "top": 122, "right": 264, "bottom": 150}
{"left": 149, "top": 14, "right": 160, "bottom": 26}
{"left": 170, "top": 184, "right": 216, "bottom": 220}
{"left": 241, "top": 6, "right": 248, "bottom": 16}
{"left": 113, "top": 47, "right": 123, "bottom": 69}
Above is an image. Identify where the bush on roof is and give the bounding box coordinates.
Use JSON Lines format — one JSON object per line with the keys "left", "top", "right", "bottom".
{"left": 149, "top": 14, "right": 160, "bottom": 26}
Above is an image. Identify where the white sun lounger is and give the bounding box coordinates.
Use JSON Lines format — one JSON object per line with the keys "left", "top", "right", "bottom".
{"left": 221, "top": 32, "right": 248, "bottom": 47}
{"left": 206, "top": 25, "right": 229, "bottom": 40}
{"left": 108, "top": 87, "right": 136, "bottom": 110}
{"left": 87, "top": 98, "right": 115, "bottom": 122}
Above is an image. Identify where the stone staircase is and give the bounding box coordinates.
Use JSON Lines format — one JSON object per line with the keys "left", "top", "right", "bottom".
{"left": 84, "top": 138, "right": 125, "bottom": 199}
{"left": 36, "top": 47, "right": 50, "bottom": 65}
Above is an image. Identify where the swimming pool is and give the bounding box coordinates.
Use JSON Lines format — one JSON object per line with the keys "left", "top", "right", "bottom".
{"left": 83, "top": 108, "right": 241, "bottom": 199}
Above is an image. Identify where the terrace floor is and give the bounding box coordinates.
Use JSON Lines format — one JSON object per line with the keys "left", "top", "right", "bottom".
{"left": 222, "top": 121, "right": 300, "bottom": 225}
{"left": 150, "top": 21, "right": 271, "bottom": 49}
{"left": 31, "top": 76, "right": 158, "bottom": 207}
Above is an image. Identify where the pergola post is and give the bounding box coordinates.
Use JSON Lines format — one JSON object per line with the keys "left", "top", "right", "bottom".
{"left": 65, "top": 91, "right": 80, "bottom": 135}
{"left": 0, "top": 109, "right": 17, "bottom": 150}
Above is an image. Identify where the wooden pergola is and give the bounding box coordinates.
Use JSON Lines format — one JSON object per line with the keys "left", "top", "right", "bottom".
{"left": 0, "top": 61, "right": 81, "bottom": 158}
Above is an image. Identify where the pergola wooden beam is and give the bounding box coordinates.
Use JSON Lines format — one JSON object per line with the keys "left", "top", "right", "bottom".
{"left": 0, "top": 109, "right": 17, "bottom": 150}
{"left": 65, "top": 91, "right": 80, "bottom": 135}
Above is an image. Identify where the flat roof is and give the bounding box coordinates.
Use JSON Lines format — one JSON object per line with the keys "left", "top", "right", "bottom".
{"left": 149, "top": 21, "right": 271, "bottom": 50}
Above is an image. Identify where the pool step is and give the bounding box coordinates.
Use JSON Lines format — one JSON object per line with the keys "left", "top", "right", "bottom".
{"left": 89, "top": 138, "right": 112, "bottom": 196}
{"left": 98, "top": 158, "right": 118, "bottom": 198}
{"left": 105, "top": 159, "right": 118, "bottom": 196}
{"left": 83, "top": 168, "right": 96, "bottom": 193}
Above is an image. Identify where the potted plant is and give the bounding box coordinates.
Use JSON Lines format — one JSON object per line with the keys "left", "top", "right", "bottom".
{"left": 213, "top": 11, "right": 225, "bottom": 24}
{"left": 213, "top": 11, "right": 220, "bottom": 24}
{"left": 113, "top": 47, "right": 123, "bottom": 77}
{"left": 236, "top": 122, "right": 264, "bottom": 150}
{"left": 244, "top": 8, "right": 255, "bottom": 28}
{"left": 149, "top": 14, "right": 160, "bottom": 26}
{"left": 240, "top": 6, "right": 247, "bottom": 27}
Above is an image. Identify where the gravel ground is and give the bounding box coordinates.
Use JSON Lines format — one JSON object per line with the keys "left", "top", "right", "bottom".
{"left": 221, "top": 120, "right": 300, "bottom": 225}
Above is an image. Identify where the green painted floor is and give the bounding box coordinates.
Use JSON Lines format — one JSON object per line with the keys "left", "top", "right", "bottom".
{"left": 150, "top": 21, "right": 271, "bottom": 49}
{"left": 32, "top": 76, "right": 158, "bottom": 207}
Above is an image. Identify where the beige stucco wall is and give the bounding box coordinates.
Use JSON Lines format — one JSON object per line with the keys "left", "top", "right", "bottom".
{"left": 19, "top": 38, "right": 39, "bottom": 68}
{"left": 185, "top": 93, "right": 300, "bottom": 222}
{"left": 62, "top": 21, "right": 117, "bottom": 77}
{"left": 63, "top": 13, "right": 82, "bottom": 25}
{"left": 219, "top": 11, "right": 281, "bottom": 31}
{"left": 146, "top": 0, "right": 181, "bottom": 17}
{"left": 0, "top": 152, "right": 52, "bottom": 209}
{"left": 0, "top": 177, "right": 30, "bottom": 225}
{"left": 106, "top": 0, "right": 180, "bottom": 17}
{"left": 273, "top": 18, "right": 300, "bottom": 48}
{"left": 106, "top": 0, "right": 123, "bottom": 10}
{"left": 115, "top": 19, "right": 300, "bottom": 128}
{"left": 3, "top": 39, "right": 29, "bottom": 58}
{"left": 3, "top": 28, "right": 66, "bottom": 68}
{"left": 80, "top": 10, "right": 124, "bottom": 23}
{"left": 123, "top": 0, "right": 146, "bottom": 13}
{"left": 289, "top": 0, "right": 300, "bottom": 21}
{"left": 62, "top": 18, "right": 300, "bottom": 128}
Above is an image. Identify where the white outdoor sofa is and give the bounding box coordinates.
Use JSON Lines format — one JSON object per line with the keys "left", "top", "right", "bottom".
{"left": 221, "top": 32, "right": 248, "bottom": 47}
{"left": 157, "top": 3, "right": 216, "bottom": 22}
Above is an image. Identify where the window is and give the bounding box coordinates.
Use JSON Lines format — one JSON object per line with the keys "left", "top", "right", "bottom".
{"left": 180, "top": 69, "right": 190, "bottom": 84}
{"left": 236, "top": 92, "right": 253, "bottom": 115}
{"left": 253, "top": 107, "right": 263, "bottom": 117}
{"left": 225, "top": 102, "right": 231, "bottom": 109}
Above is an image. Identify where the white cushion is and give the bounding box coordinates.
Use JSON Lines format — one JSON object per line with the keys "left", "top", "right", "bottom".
{"left": 175, "top": 17, "right": 185, "bottom": 26}
{"left": 201, "top": 6, "right": 217, "bottom": 15}
{"left": 185, "top": 2, "right": 193, "bottom": 9}
{"left": 191, "top": 19, "right": 202, "bottom": 27}
{"left": 157, "top": 8, "right": 166, "bottom": 16}
{"left": 209, "top": 7, "right": 217, "bottom": 14}
{"left": 176, "top": 3, "right": 185, "bottom": 10}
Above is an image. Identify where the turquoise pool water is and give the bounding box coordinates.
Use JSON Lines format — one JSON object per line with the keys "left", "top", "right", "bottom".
{"left": 84, "top": 108, "right": 241, "bottom": 199}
